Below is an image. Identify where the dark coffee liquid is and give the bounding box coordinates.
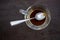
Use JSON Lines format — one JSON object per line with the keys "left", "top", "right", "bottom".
{"left": 30, "top": 9, "right": 46, "bottom": 26}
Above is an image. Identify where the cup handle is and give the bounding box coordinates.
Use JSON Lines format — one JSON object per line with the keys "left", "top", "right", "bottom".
{"left": 19, "top": 9, "right": 27, "bottom": 15}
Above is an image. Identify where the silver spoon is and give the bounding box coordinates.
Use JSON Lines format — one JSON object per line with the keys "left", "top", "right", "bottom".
{"left": 10, "top": 12, "right": 45, "bottom": 26}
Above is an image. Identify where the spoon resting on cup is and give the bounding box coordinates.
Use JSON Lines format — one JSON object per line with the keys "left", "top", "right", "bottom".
{"left": 10, "top": 12, "right": 46, "bottom": 26}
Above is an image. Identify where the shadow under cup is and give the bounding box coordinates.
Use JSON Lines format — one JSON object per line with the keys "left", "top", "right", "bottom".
{"left": 25, "top": 5, "right": 51, "bottom": 30}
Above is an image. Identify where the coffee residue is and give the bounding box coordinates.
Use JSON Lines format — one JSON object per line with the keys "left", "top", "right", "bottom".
{"left": 30, "top": 9, "right": 46, "bottom": 26}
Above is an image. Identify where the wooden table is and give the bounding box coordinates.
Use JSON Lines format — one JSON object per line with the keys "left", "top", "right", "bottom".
{"left": 0, "top": 0, "right": 60, "bottom": 40}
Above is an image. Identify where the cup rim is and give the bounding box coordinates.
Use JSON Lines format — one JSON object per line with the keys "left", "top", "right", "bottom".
{"left": 24, "top": 4, "right": 51, "bottom": 30}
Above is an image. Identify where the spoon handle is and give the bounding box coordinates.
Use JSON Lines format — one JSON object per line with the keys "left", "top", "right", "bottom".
{"left": 10, "top": 18, "right": 34, "bottom": 26}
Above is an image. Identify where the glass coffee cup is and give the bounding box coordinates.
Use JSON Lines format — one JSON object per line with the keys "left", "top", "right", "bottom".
{"left": 20, "top": 4, "right": 51, "bottom": 30}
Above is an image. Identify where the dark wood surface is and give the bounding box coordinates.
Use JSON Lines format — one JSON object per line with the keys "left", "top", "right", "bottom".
{"left": 0, "top": 0, "right": 60, "bottom": 40}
